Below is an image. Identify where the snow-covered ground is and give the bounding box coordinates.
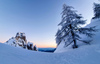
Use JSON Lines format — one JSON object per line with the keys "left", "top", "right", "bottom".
{"left": 0, "top": 19, "right": 100, "bottom": 64}
{"left": 0, "top": 41, "right": 100, "bottom": 64}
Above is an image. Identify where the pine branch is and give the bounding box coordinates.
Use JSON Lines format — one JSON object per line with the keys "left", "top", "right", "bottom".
{"left": 79, "top": 26, "right": 97, "bottom": 38}
{"left": 64, "top": 40, "right": 74, "bottom": 47}
{"left": 77, "top": 38, "right": 92, "bottom": 44}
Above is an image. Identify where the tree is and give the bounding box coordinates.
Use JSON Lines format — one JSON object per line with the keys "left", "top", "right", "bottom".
{"left": 55, "top": 29, "right": 62, "bottom": 46}
{"left": 93, "top": 3, "right": 100, "bottom": 19}
{"left": 27, "top": 42, "right": 34, "bottom": 50}
{"left": 56, "top": 4, "right": 97, "bottom": 48}
{"left": 33, "top": 45, "right": 38, "bottom": 51}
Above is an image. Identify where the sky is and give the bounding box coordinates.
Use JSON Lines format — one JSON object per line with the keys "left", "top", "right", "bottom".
{"left": 0, "top": 0, "right": 99, "bottom": 48}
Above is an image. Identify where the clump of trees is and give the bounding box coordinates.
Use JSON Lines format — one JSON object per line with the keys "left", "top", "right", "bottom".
{"left": 27, "top": 42, "right": 38, "bottom": 51}
{"left": 56, "top": 4, "right": 97, "bottom": 48}
{"left": 93, "top": 3, "right": 100, "bottom": 19}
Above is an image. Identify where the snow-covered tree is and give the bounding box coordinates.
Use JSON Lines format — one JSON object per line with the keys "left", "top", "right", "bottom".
{"left": 33, "top": 45, "right": 38, "bottom": 51}
{"left": 93, "top": 3, "right": 100, "bottom": 19}
{"left": 55, "top": 29, "right": 62, "bottom": 46}
{"left": 27, "top": 42, "right": 34, "bottom": 50}
{"left": 56, "top": 4, "right": 97, "bottom": 48}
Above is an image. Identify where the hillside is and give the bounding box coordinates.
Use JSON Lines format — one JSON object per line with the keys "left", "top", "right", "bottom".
{"left": 0, "top": 40, "right": 100, "bottom": 64}
{"left": 0, "top": 19, "right": 100, "bottom": 64}
{"left": 55, "top": 18, "right": 100, "bottom": 53}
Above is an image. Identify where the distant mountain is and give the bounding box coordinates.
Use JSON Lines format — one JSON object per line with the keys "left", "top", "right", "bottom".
{"left": 38, "top": 48, "right": 56, "bottom": 52}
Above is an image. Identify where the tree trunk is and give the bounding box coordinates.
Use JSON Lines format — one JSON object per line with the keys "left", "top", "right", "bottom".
{"left": 69, "top": 24, "right": 78, "bottom": 48}
{"left": 73, "top": 40, "right": 78, "bottom": 48}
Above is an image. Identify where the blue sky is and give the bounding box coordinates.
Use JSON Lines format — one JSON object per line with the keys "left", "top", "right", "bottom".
{"left": 0, "top": 0, "right": 99, "bottom": 48}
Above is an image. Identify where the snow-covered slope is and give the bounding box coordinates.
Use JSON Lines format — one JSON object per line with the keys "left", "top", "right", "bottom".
{"left": 55, "top": 18, "right": 100, "bottom": 53}
{"left": 0, "top": 19, "right": 100, "bottom": 64}
{"left": 0, "top": 40, "right": 100, "bottom": 64}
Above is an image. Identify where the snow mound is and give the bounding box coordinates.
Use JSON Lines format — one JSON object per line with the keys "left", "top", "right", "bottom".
{"left": 55, "top": 18, "right": 100, "bottom": 53}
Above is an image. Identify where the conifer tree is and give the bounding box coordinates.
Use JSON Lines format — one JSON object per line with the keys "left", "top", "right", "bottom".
{"left": 56, "top": 4, "right": 96, "bottom": 48}
{"left": 93, "top": 3, "right": 100, "bottom": 19}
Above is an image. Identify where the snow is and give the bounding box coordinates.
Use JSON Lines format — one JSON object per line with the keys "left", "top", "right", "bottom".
{"left": 0, "top": 19, "right": 100, "bottom": 64}
{"left": 0, "top": 40, "right": 100, "bottom": 64}
{"left": 27, "top": 42, "right": 33, "bottom": 46}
